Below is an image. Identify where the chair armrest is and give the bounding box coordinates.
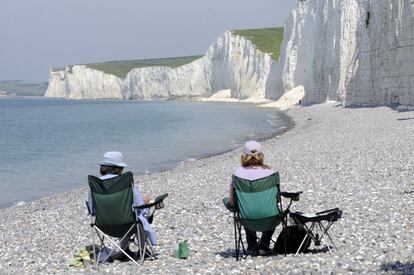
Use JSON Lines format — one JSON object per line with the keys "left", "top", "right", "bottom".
{"left": 155, "top": 193, "right": 169, "bottom": 203}
{"left": 280, "top": 191, "right": 302, "bottom": 201}
{"left": 223, "top": 197, "right": 236, "bottom": 212}
{"left": 85, "top": 201, "right": 92, "bottom": 215}
{"left": 134, "top": 193, "right": 169, "bottom": 210}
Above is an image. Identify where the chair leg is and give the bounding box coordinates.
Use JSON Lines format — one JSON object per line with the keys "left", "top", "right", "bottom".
{"left": 146, "top": 240, "right": 156, "bottom": 260}
{"left": 319, "top": 231, "right": 332, "bottom": 255}
{"left": 324, "top": 231, "right": 337, "bottom": 250}
{"left": 95, "top": 229, "right": 111, "bottom": 264}
{"left": 136, "top": 224, "right": 144, "bottom": 263}
{"left": 237, "top": 223, "right": 243, "bottom": 260}
{"left": 320, "top": 221, "right": 337, "bottom": 249}
{"left": 234, "top": 219, "right": 239, "bottom": 261}
{"left": 100, "top": 225, "right": 135, "bottom": 264}
{"left": 234, "top": 217, "right": 246, "bottom": 261}
{"left": 135, "top": 222, "right": 155, "bottom": 263}
{"left": 94, "top": 226, "right": 141, "bottom": 266}
{"left": 95, "top": 229, "right": 107, "bottom": 264}
{"left": 239, "top": 224, "right": 245, "bottom": 256}
{"left": 92, "top": 226, "right": 98, "bottom": 269}
{"left": 295, "top": 233, "right": 309, "bottom": 255}
{"left": 240, "top": 225, "right": 254, "bottom": 260}
{"left": 282, "top": 219, "right": 288, "bottom": 256}
{"left": 294, "top": 222, "right": 317, "bottom": 255}
{"left": 317, "top": 222, "right": 337, "bottom": 251}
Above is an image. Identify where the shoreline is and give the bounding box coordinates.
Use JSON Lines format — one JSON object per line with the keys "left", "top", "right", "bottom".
{"left": 1, "top": 103, "right": 413, "bottom": 274}
{"left": 138, "top": 109, "right": 295, "bottom": 175}
{"left": 0, "top": 101, "right": 293, "bottom": 209}
{"left": 0, "top": 107, "right": 295, "bottom": 211}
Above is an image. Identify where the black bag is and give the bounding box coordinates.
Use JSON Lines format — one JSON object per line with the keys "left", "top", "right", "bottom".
{"left": 273, "top": 225, "right": 311, "bottom": 254}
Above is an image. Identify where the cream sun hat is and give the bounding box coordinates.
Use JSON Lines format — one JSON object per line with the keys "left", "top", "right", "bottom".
{"left": 99, "top": 151, "right": 128, "bottom": 167}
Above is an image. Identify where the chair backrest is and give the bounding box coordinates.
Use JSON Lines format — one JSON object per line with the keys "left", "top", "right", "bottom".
{"left": 233, "top": 172, "right": 282, "bottom": 231}
{"left": 88, "top": 172, "right": 135, "bottom": 227}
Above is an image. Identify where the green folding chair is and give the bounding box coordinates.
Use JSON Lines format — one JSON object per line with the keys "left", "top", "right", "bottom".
{"left": 224, "top": 172, "right": 300, "bottom": 260}
{"left": 87, "top": 172, "right": 167, "bottom": 266}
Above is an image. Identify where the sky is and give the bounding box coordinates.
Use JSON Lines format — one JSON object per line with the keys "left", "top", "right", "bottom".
{"left": 0, "top": 0, "right": 297, "bottom": 82}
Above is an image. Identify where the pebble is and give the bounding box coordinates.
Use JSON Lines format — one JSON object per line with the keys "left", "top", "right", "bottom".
{"left": 0, "top": 104, "right": 413, "bottom": 274}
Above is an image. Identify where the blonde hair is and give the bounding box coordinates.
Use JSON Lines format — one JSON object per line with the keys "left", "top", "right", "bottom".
{"left": 241, "top": 152, "right": 270, "bottom": 169}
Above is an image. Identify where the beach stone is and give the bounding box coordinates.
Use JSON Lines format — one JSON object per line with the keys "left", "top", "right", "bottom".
{"left": 0, "top": 104, "right": 414, "bottom": 274}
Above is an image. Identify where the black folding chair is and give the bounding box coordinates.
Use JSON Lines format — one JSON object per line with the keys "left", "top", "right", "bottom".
{"left": 289, "top": 208, "right": 342, "bottom": 254}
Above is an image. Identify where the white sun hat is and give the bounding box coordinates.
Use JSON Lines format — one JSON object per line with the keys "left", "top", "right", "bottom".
{"left": 99, "top": 151, "right": 128, "bottom": 167}
{"left": 243, "top": 140, "right": 262, "bottom": 156}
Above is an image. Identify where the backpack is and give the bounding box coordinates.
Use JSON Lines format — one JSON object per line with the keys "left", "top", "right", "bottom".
{"left": 273, "top": 225, "right": 311, "bottom": 254}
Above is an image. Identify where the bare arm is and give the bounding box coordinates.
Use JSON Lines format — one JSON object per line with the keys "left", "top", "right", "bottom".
{"left": 134, "top": 179, "right": 151, "bottom": 204}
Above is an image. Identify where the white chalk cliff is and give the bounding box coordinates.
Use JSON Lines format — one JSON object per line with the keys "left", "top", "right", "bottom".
{"left": 46, "top": 1, "right": 414, "bottom": 106}
{"left": 45, "top": 32, "right": 276, "bottom": 100}
{"left": 46, "top": 66, "right": 123, "bottom": 99}
{"left": 278, "top": 0, "right": 414, "bottom": 106}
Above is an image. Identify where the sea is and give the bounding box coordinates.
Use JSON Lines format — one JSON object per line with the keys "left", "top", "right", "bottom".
{"left": 0, "top": 97, "right": 289, "bottom": 208}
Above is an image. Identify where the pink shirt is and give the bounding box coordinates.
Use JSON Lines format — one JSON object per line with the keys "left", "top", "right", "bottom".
{"left": 233, "top": 166, "right": 275, "bottom": 181}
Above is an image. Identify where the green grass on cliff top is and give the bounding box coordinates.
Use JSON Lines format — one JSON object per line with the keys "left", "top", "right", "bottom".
{"left": 66, "top": 27, "right": 283, "bottom": 79}
{"left": 232, "top": 27, "right": 284, "bottom": 61}
{"left": 85, "top": 55, "right": 203, "bottom": 78}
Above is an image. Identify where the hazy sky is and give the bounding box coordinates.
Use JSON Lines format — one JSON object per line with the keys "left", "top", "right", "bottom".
{"left": 0, "top": 0, "right": 296, "bottom": 81}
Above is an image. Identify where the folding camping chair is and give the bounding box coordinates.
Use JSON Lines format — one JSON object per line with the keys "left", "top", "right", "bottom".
{"left": 289, "top": 208, "right": 342, "bottom": 254}
{"left": 87, "top": 172, "right": 168, "bottom": 266}
{"left": 223, "top": 172, "right": 301, "bottom": 261}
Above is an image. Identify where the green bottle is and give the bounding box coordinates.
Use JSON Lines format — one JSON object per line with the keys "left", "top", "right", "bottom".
{"left": 178, "top": 240, "right": 189, "bottom": 259}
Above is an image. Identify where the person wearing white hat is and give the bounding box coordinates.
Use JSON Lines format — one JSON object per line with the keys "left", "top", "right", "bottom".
{"left": 229, "top": 141, "right": 276, "bottom": 256}
{"left": 99, "top": 151, "right": 128, "bottom": 169}
{"left": 87, "top": 151, "right": 156, "bottom": 259}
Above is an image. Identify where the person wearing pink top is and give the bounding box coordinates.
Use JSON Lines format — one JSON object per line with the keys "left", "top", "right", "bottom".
{"left": 229, "top": 141, "right": 276, "bottom": 256}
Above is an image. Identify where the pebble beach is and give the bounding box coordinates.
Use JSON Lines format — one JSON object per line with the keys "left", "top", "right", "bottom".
{"left": 1, "top": 103, "right": 413, "bottom": 274}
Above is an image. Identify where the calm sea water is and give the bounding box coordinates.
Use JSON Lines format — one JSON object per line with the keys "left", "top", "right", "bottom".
{"left": 0, "top": 98, "right": 288, "bottom": 208}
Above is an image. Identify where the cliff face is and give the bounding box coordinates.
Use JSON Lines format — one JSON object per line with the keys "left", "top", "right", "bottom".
{"left": 207, "top": 33, "right": 275, "bottom": 100}
{"left": 46, "top": 66, "right": 123, "bottom": 99}
{"left": 278, "top": 0, "right": 414, "bottom": 106}
{"left": 45, "top": 32, "right": 276, "bottom": 100}
{"left": 123, "top": 56, "right": 212, "bottom": 99}
{"left": 46, "top": 2, "right": 414, "bottom": 106}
